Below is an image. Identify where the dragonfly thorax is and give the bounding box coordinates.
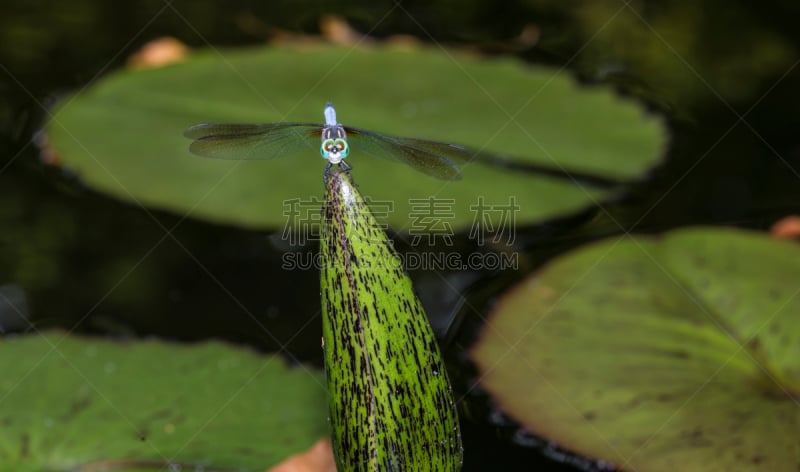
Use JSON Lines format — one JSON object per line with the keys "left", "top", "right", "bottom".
{"left": 320, "top": 124, "right": 349, "bottom": 164}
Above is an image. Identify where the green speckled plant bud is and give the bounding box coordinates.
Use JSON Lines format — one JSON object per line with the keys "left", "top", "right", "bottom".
{"left": 320, "top": 170, "right": 462, "bottom": 471}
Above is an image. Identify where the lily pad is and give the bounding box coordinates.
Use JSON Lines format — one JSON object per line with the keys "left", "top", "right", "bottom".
{"left": 471, "top": 228, "right": 800, "bottom": 471}
{"left": 0, "top": 332, "right": 328, "bottom": 471}
{"left": 46, "top": 44, "right": 665, "bottom": 231}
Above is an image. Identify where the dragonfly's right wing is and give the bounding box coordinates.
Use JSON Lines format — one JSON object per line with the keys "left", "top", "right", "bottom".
{"left": 345, "top": 127, "right": 478, "bottom": 181}
{"left": 184, "top": 123, "right": 322, "bottom": 160}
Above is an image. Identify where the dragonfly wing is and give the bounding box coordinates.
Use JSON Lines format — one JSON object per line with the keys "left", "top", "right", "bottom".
{"left": 184, "top": 123, "right": 321, "bottom": 160}
{"left": 344, "top": 127, "right": 477, "bottom": 181}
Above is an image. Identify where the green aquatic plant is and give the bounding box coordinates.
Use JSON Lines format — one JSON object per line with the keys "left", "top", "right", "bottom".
{"left": 472, "top": 228, "right": 800, "bottom": 471}
{"left": 0, "top": 333, "right": 328, "bottom": 471}
{"left": 320, "top": 169, "right": 462, "bottom": 471}
{"left": 46, "top": 44, "right": 665, "bottom": 230}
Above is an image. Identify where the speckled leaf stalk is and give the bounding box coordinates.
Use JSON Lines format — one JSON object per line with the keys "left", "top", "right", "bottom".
{"left": 320, "top": 170, "right": 462, "bottom": 471}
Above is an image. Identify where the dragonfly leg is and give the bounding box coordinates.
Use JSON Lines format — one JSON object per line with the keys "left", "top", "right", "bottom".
{"left": 323, "top": 161, "right": 352, "bottom": 185}
{"left": 323, "top": 162, "right": 333, "bottom": 185}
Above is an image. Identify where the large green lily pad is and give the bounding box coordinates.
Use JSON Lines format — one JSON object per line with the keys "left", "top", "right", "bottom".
{"left": 471, "top": 228, "right": 800, "bottom": 471}
{"left": 0, "top": 332, "right": 328, "bottom": 471}
{"left": 46, "top": 44, "right": 665, "bottom": 231}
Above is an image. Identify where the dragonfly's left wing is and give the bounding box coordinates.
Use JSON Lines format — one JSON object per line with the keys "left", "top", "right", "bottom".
{"left": 184, "top": 123, "right": 321, "bottom": 160}
{"left": 344, "top": 127, "right": 477, "bottom": 181}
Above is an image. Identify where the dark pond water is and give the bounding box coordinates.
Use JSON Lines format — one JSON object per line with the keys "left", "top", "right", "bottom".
{"left": 2, "top": 1, "right": 799, "bottom": 470}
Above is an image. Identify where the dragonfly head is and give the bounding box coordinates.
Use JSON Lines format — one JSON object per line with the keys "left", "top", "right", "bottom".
{"left": 321, "top": 138, "right": 349, "bottom": 164}
{"left": 321, "top": 124, "right": 349, "bottom": 164}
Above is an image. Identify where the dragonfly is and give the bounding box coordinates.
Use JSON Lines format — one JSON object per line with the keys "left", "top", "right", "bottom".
{"left": 183, "top": 103, "right": 476, "bottom": 180}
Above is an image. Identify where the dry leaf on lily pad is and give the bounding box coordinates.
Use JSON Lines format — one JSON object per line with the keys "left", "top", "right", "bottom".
{"left": 770, "top": 215, "right": 800, "bottom": 240}
{"left": 267, "top": 439, "right": 336, "bottom": 472}
{"left": 472, "top": 227, "right": 800, "bottom": 471}
{"left": 127, "top": 37, "right": 189, "bottom": 69}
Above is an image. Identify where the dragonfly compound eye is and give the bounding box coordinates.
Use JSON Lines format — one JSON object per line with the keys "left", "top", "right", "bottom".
{"left": 320, "top": 138, "right": 335, "bottom": 159}
{"left": 335, "top": 138, "right": 349, "bottom": 158}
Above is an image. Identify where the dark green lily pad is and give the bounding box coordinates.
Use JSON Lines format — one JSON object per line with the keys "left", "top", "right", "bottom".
{"left": 46, "top": 44, "right": 665, "bottom": 231}
{"left": 0, "top": 332, "right": 328, "bottom": 471}
{"left": 471, "top": 228, "right": 800, "bottom": 471}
